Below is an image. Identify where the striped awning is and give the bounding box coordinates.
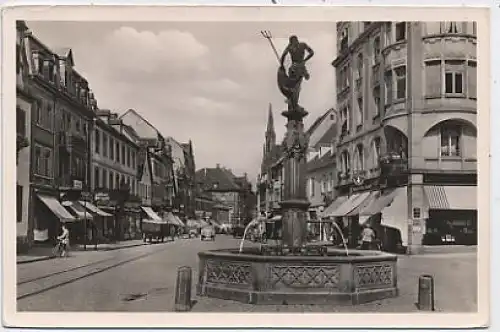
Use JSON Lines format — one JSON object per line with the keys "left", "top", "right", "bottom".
{"left": 346, "top": 192, "right": 379, "bottom": 216}
{"left": 424, "top": 186, "right": 449, "bottom": 209}
{"left": 79, "top": 201, "right": 113, "bottom": 217}
{"left": 321, "top": 196, "right": 348, "bottom": 218}
{"left": 360, "top": 189, "right": 400, "bottom": 216}
{"left": 141, "top": 206, "right": 162, "bottom": 221}
{"left": 63, "top": 201, "right": 93, "bottom": 220}
{"left": 425, "top": 185, "right": 477, "bottom": 210}
{"left": 37, "top": 195, "right": 75, "bottom": 222}
{"left": 327, "top": 192, "right": 371, "bottom": 217}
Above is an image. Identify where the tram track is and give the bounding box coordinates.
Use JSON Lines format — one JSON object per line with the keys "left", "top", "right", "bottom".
{"left": 17, "top": 244, "right": 170, "bottom": 300}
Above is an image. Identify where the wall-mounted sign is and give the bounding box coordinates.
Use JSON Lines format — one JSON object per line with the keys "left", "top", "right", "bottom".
{"left": 73, "top": 180, "right": 83, "bottom": 190}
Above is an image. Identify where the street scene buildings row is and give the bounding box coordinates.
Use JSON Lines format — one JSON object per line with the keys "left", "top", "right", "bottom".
{"left": 257, "top": 21, "right": 477, "bottom": 254}
{"left": 16, "top": 21, "right": 255, "bottom": 253}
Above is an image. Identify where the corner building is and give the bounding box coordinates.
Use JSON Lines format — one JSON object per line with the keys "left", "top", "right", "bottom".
{"left": 327, "top": 22, "right": 477, "bottom": 253}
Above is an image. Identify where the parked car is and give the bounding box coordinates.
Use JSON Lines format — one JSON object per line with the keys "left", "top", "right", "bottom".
{"left": 201, "top": 226, "right": 216, "bottom": 241}
{"left": 232, "top": 224, "right": 246, "bottom": 238}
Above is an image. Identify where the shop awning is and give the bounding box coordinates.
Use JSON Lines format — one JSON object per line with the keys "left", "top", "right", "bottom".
{"left": 321, "top": 196, "right": 348, "bottom": 218}
{"left": 37, "top": 194, "right": 75, "bottom": 222}
{"left": 328, "top": 192, "right": 371, "bottom": 217}
{"left": 360, "top": 189, "right": 400, "bottom": 216}
{"left": 270, "top": 215, "right": 282, "bottom": 221}
{"left": 79, "top": 201, "right": 113, "bottom": 217}
{"left": 424, "top": 186, "right": 477, "bottom": 210}
{"left": 62, "top": 201, "right": 93, "bottom": 221}
{"left": 173, "top": 214, "right": 185, "bottom": 227}
{"left": 164, "top": 212, "right": 184, "bottom": 227}
{"left": 141, "top": 206, "right": 162, "bottom": 221}
{"left": 346, "top": 192, "right": 379, "bottom": 216}
{"left": 379, "top": 187, "right": 409, "bottom": 246}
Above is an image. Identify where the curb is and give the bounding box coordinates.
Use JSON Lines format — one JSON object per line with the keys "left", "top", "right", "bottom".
{"left": 17, "top": 242, "right": 146, "bottom": 265}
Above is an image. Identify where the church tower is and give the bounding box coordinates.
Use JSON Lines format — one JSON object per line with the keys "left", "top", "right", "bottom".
{"left": 264, "top": 103, "right": 276, "bottom": 156}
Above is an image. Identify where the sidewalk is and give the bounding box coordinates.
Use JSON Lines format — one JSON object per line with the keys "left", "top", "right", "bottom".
{"left": 17, "top": 239, "right": 146, "bottom": 264}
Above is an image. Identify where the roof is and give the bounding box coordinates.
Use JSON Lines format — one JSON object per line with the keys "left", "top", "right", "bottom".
{"left": 195, "top": 167, "right": 241, "bottom": 192}
{"left": 316, "top": 124, "right": 337, "bottom": 146}
{"left": 120, "top": 109, "right": 161, "bottom": 140}
{"left": 306, "top": 109, "right": 331, "bottom": 136}
{"left": 306, "top": 150, "right": 335, "bottom": 173}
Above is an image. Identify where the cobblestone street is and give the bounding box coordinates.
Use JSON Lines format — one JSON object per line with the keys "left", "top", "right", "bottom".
{"left": 18, "top": 235, "right": 477, "bottom": 313}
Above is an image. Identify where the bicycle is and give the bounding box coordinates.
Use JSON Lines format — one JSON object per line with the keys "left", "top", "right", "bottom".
{"left": 51, "top": 240, "right": 68, "bottom": 258}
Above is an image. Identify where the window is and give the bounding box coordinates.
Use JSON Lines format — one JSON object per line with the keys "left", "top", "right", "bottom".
{"left": 384, "top": 71, "right": 393, "bottom": 104}
{"left": 372, "top": 137, "right": 381, "bottom": 167}
{"left": 340, "top": 27, "right": 349, "bottom": 51}
{"left": 309, "top": 177, "right": 315, "bottom": 197}
{"left": 385, "top": 22, "right": 393, "bottom": 46}
{"left": 127, "top": 148, "right": 131, "bottom": 168}
{"left": 102, "top": 169, "right": 108, "bottom": 189}
{"left": 115, "top": 173, "right": 120, "bottom": 188}
{"left": 17, "top": 184, "right": 23, "bottom": 223}
{"left": 468, "top": 61, "right": 477, "bottom": 99}
{"left": 121, "top": 145, "right": 126, "bottom": 166}
{"left": 48, "top": 61, "right": 55, "bottom": 83}
{"left": 320, "top": 177, "right": 326, "bottom": 194}
{"left": 356, "top": 97, "right": 363, "bottom": 128}
{"left": 102, "top": 134, "right": 108, "bottom": 158}
{"left": 75, "top": 118, "right": 81, "bottom": 134}
{"left": 109, "top": 138, "right": 114, "bottom": 160}
{"left": 356, "top": 53, "right": 363, "bottom": 79}
{"left": 116, "top": 142, "right": 120, "bottom": 163}
{"left": 34, "top": 145, "right": 53, "bottom": 177}
{"left": 443, "top": 22, "right": 461, "bottom": 34}
{"left": 441, "top": 124, "right": 461, "bottom": 157}
{"left": 395, "top": 22, "right": 406, "bottom": 41}
{"left": 95, "top": 130, "right": 100, "bottom": 154}
{"left": 425, "top": 60, "right": 442, "bottom": 97}
{"left": 94, "top": 166, "right": 100, "bottom": 189}
{"left": 109, "top": 171, "right": 114, "bottom": 189}
{"left": 341, "top": 150, "right": 350, "bottom": 173}
{"left": 395, "top": 66, "right": 406, "bottom": 99}
{"left": 17, "top": 107, "right": 26, "bottom": 137}
{"left": 444, "top": 60, "right": 465, "bottom": 95}
{"left": 354, "top": 145, "right": 364, "bottom": 171}
{"left": 131, "top": 151, "right": 136, "bottom": 169}
{"left": 373, "top": 37, "right": 381, "bottom": 64}
{"left": 373, "top": 87, "right": 381, "bottom": 117}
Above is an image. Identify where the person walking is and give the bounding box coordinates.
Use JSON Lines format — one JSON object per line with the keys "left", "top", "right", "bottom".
{"left": 360, "top": 223, "right": 376, "bottom": 250}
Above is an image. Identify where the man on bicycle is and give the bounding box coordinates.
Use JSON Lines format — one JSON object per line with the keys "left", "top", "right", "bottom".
{"left": 56, "top": 223, "right": 70, "bottom": 257}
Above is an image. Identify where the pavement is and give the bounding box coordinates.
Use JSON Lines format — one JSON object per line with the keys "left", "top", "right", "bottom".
{"left": 17, "top": 236, "right": 477, "bottom": 312}
{"left": 17, "top": 239, "right": 148, "bottom": 264}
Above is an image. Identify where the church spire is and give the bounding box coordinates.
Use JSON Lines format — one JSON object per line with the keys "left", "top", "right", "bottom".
{"left": 265, "top": 103, "right": 276, "bottom": 154}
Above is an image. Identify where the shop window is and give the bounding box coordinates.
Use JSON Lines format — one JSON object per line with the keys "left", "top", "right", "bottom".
{"left": 395, "top": 22, "right": 406, "bottom": 41}
{"left": 17, "top": 185, "right": 22, "bottom": 223}
{"left": 440, "top": 124, "right": 461, "bottom": 157}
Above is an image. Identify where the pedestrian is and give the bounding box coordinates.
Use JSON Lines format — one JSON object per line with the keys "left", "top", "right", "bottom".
{"left": 360, "top": 223, "right": 376, "bottom": 250}
{"left": 57, "top": 223, "right": 70, "bottom": 257}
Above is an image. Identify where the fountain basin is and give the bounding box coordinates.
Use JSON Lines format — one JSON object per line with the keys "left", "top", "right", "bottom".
{"left": 196, "top": 247, "right": 398, "bottom": 305}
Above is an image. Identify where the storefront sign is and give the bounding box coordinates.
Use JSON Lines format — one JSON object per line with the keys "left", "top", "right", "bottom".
{"left": 73, "top": 180, "right": 83, "bottom": 190}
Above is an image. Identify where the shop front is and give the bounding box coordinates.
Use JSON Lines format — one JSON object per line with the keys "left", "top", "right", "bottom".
{"left": 94, "top": 191, "right": 118, "bottom": 241}
{"left": 124, "top": 198, "right": 142, "bottom": 240}
{"left": 78, "top": 199, "right": 113, "bottom": 243}
{"left": 423, "top": 185, "right": 477, "bottom": 245}
{"left": 33, "top": 187, "right": 75, "bottom": 244}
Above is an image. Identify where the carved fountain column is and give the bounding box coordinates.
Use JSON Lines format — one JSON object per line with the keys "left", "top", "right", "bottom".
{"left": 279, "top": 107, "right": 310, "bottom": 249}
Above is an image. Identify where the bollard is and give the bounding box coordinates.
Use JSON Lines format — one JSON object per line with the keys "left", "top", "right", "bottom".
{"left": 417, "top": 274, "right": 435, "bottom": 311}
{"left": 174, "top": 266, "right": 192, "bottom": 312}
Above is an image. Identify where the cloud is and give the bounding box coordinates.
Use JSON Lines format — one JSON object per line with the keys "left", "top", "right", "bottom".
{"left": 27, "top": 22, "right": 336, "bottom": 184}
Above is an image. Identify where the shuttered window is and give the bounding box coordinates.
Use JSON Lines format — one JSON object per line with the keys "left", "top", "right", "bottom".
{"left": 425, "top": 60, "right": 441, "bottom": 97}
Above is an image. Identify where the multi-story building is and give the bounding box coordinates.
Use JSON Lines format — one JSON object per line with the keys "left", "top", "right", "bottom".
{"left": 16, "top": 21, "right": 34, "bottom": 252}
{"left": 24, "top": 26, "right": 100, "bottom": 245}
{"left": 328, "top": 21, "right": 477, "bottom": 253}
{"left": 91, "top": 110, "right": 141, "bottom": 240}
{"left": 119, "top": 109, "right": 174, "bottom": 222}
{"left": 196, "top": 165, "right": 248, "bottom": 226}
{"left": 181, "top": 141, "right": 196, "bottom": 219}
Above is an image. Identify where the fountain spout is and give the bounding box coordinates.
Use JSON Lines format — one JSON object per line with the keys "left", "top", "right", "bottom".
{"left": 331, "top": 221, "right": 349, "bottom": 256}
{"left": 239, "top": 219, "right": 260, "bottom": 253}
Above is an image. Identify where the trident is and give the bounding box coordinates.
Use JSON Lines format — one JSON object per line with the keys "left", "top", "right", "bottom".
{"left": 260, "top": 30, "right": 280, "bottom": 63}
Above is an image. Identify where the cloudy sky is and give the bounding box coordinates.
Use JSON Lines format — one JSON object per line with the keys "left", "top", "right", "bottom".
{"left": 27, "top": 21, "right": 337, "bottom": 183}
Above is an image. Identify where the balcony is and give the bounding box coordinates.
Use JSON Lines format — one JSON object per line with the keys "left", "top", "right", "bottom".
{"left": 379, "top": 152, "right": 408, "bottom": 177}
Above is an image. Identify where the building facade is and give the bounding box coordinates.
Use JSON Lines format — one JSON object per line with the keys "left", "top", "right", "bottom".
{"left": 16, "top": 21, "right": 34, "bottom": 252}
{"left": 328, "top": 21, "right": 477, "bottom": 253}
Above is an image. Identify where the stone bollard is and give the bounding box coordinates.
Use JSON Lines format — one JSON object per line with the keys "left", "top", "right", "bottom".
{"left": 174, "top": 266, "right": 192, "bottom": 312}
{"left": 417, "top": 274, "right": 435, "bottom": 311}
